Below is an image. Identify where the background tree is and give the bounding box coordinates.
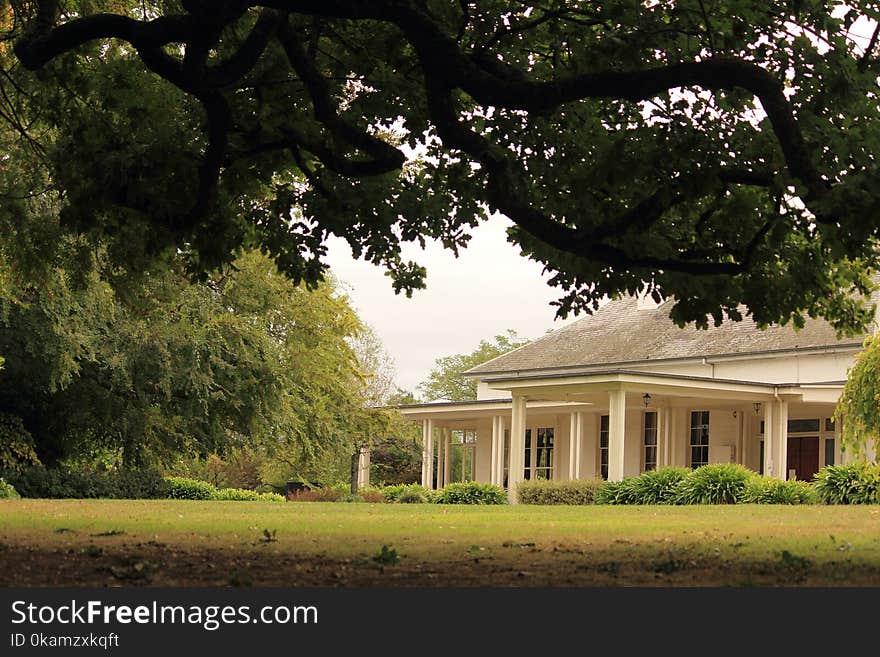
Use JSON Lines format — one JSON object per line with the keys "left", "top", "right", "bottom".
{"left": 0, "top": 246, "right": 370, "bottom": 470}
{"left": 834, "top": 336, "right": 880, "bottom": 462}
{"left": 5, "top": 1, "right": 880, "bottom": 334}
{"left": 418, "top": 330, "right": 529, "bottom": 402}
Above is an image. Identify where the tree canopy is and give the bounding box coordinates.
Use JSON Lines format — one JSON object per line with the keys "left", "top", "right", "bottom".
{"left": 418, "top": 330, "right": 529, "bottom": 401}
{"left": 0, "top": 245, "right": 370, "bottom": 468}
{"left": 834, "top": 336, "right": 880, "bottom": 460}
{"left": 4, "top": 1, "right": 880, "bottom": 333}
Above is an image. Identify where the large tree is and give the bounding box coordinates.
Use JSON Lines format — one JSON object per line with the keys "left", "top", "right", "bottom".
{"left": 6, "top": 1, "right": 880, "bottom": 332}
{"left": 419, "top": 330, "right": 529, "bottom": 401}
{"left": 0, "top": 246, "right": 369, "bottom": 468}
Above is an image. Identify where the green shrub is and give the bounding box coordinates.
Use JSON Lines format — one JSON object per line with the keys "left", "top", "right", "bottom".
{"left": 626, "top": 468, "right": 691, "bottom": 504}
{"left": 397, "top": 489, "right": 427, "bottom": 504}
{"left": 0, "top": 414, "right": 40, "bottom": 472}
{"left": 814, "top": 462, "right": 880, "bottom": 504}
{"left": 673, "top": 464, "right": 753, "bottom": 505}
{"left": 287, "top": 487, "right": 344, "bottom": 502}
{"left": 214, "top": 487, "right": 262, "bottom": 501}
{"left": 2, "top": 467, "right": 167, "bottom": 499}
{"left": 743, "top": 476, "right": 817, "bottom": 504}
{"left": 436, "top": 482, "right": 507, "bottom": 505}
{"left": 376, "top": 483, "right": 432, "bottom": 503}
{"left": 0, "top": 477, "right": 20, "bottom": 499}
{"left": 593, "top": 478, "right": 630, "bottom": 504}
{"left": 516, "top": 479, "right": 604, "bottom": 505}
{"left": 338, "top": 493, "right": 364, "bottom": 503}
{"left": 165, "top": 476, "right": 216, "bottom": 500}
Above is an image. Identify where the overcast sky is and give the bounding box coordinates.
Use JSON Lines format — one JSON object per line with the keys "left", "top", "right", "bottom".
{"left": 324, "top": 215, "right": 577, "bottom": 394}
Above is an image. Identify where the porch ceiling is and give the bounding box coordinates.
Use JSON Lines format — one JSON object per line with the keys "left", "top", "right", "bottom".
{"left": 483, "top": 369, "right": 816, "bottom": 403}
{"left": 398, "top": 399, "right": 592, "bottom": 422}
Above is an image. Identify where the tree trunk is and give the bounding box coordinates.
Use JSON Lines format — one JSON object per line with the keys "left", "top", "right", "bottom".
{"left": 350, "top": 449, "right": 360, "bottom": 495}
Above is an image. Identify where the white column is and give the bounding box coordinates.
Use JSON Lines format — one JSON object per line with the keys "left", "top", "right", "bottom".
{"left": 763, "top": 402, "right": 774, "bottom": 477}
{"left": 461, "top": 432, "right": 467, "bottom": 482}
{"left": 421, "top": 419, "right": 434, "bottom": 488}
{"left": 775, "top": 399, "right": 789, "bottom": 480}
{"left": 658, "top": 407, "right": 668, "bottom": 468}
{"left": 357, "top": 447, "right": 370, "bottom": 489}
{"left": 608, "top": 389, "right": 627, "bottom": 482}
{"left": 498, "top": 416, "right": 506, "bottom": 485}
{"left": 443, "top": 432, "right": 452, "bottom": 484}
{"left": 421, "top": 419, "right": 430, "bottom": 487}
{"left": 508, "top": 395, "right": 527, "bottom": 502}
{"left": 568, "top": 411, "right": 583, "bottom": 480}
{"left": 437, "top": 427, "right": 447, "bottom": 488}
{"left": 490, "top": 416, "right": 502, "bottom": 485}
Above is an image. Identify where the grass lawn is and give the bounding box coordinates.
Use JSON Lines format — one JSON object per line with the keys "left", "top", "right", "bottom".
{"left": 1, "top": 499, "right": 880, "bottom": 586}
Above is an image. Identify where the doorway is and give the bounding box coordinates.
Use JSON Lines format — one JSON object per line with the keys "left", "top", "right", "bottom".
{"left": 786, "top": 437, "right": 819, "bottom": 481}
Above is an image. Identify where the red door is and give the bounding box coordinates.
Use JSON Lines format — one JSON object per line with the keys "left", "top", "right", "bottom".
{"left": 786, "top": 437, "right": 820, "bottom": 481}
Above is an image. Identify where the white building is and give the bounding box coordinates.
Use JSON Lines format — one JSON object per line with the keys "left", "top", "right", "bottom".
{"left": 399, "top": 291, "right": 879, "bottom": 502}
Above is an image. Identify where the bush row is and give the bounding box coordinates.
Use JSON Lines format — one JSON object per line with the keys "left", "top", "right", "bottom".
{"left": 1, "top": 467, "right": 168, "bottom": 499}
{"left": 290, "top": 482, "right": 508, "bottom": 505}
{"left": 515, "top": 462, "right": 879, "bottom": 505}
{"left": 164, "top": 477, "right": 284, "bottom": 502}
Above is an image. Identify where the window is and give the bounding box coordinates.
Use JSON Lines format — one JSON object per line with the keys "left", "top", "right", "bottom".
{"left": 504, "top": 427, "right": 554, "bottom": 484}
{"left": 788, "top": 418, "right": 820, "bottom": 433}
{"left": 824, "top": 438, "right": 836, "bottom": 467}
{"left": 825, "top": 418, "right": 836, "bottom": 432}
{"left": 524, "top": 427, "right": 554, "bottom": 480}
{"left": 689, "top": 411, "right": 710, "bottom": 469}
{"left": 599, "top": 415, "right": 609, "bottom": 480}
{"left": 760, "top": 418, "right": 822, "bottom": 434}
{"left": 643, "top": 412, "right": 658, "bottom": 472}
{"left": 758, "top": 440, "right": 764, "bottom": 475}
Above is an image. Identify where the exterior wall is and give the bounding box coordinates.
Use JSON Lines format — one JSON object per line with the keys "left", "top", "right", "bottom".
{"left": 623, "top": 409, "right": 643, "bottom": 477}
{"left": 477, "top": 381, "right": 511, "bottom": 400}
{"left": 474, "top": 418, "right": 492, "bottom": 483}
{"left": 620, "top": 351, "right": 854, "bottom": 384}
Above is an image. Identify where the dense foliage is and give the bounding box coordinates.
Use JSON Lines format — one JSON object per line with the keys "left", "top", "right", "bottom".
{"left": 435, "top": 481, "right": 507, "bottom": 504}
{"left": 835, "top": 336, "right": 880, "bottom": 459}
{"left": 672, "top": 463, "right": 754, "bottom": 504}
{"left": 165, "top": 476, "right": 284, "bottom": 502}
{"left": 4, "top": 1, "right": 880, "bottom": 334}
{"left": 814, "top": 462, "right": 880, "bottom": 504}
{"left": 0, "top": 477, "right": 20, "bottom": 499}
{"left": 744, "top": 477, "right": 818, "bottom": 505}
{"left": 1, "top": 467, "right": 168, "bottom": 499}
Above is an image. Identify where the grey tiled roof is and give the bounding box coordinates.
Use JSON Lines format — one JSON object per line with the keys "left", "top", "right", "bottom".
{"left": 467, "top": 294, "right": 877, "bottom": 376}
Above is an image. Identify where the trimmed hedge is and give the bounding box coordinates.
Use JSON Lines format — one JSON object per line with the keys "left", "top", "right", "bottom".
{"left": 214, "top": 487, "right": 285, "bottom": 502}
{"left": 436, "top": 482, "right": 507, "bottom": 505}
{"left": 814, "top": 462, "right": 880, "bottom": 504}
{"left": 165, "top": 476, "right": 216, "bottom": 500}
{"left": 516, "top": 479, "right": 603, "bottom": 505}
{"left": 0, "top": 477, "right": 20, "bottom": 499}
{"left": 2, "top": 467, "right": 168, "bottom": 499}
{"left": 165, "top": 477, "right": 284, "bottom": 502}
